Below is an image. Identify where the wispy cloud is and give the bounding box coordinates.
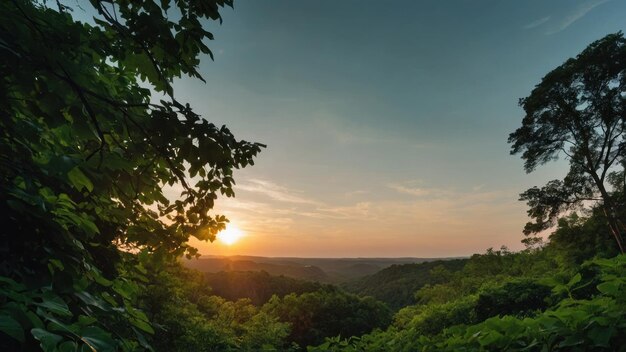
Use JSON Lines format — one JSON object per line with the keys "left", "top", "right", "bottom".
{"left": 388, "top": 183, "right": 433, "bottom": 197}
{"left": 387, "top": 180, "right": 513, "bottom": 205}
{"left": 236, "top": 179, "right": 320, "bottom": 205}
{"left": 387, "top": 180, "right": 454, "bottom": 198}
{"left": 316, "top": 202, "right": 372, "bottom": 220}
{"left": 204, "top": 177, "right": 529, "bottom": 255}
{"left": 523, "top": 16, "right": 550, "bottom": 29}
{"left": 547, "top": 0, "right": 611, "bottom": 35}
{"left": 472, "top": 184, "right": 485, "bottom": 192}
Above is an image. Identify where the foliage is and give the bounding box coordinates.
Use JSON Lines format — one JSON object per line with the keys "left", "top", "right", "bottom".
{"left": 139, "top": 262, "right": 289, "bottom": 351}
{"left": 474, "top": 279, "right": 552, "bottom": 321}
{"left": 341, "top": 260, "right": 467, "bottom": 310}
{"left": 508, "top": 32, "right": 626, "bottom": 252}
{"left": 203, "top": 270, "right": 327, "bottom": 306}
{"left": 415, "top": 247, "right": 558, "bottom": 306}
{"left": 137, "top": 261, "right": 391, "bottom": 350}
{"left": 263, "top": 287, "right": 392, "bottom": 348}
{"left": 399, "top": 295, "right": 479, "bottom": 336}
{"left": 310, "top": 255, "right": 626, "bottom": 352}
{"left": 0, "top": 0, "right": 262, "bottom": 349}
{"left": 547, "top": 210, "right": 619, "bottom": 266}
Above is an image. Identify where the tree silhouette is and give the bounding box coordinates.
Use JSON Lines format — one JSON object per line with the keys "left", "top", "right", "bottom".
{"left": 509, "top": 32, "right": 626, "bottom": 253}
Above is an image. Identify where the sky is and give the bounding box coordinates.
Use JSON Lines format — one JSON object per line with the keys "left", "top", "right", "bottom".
{"left": 166, "top": 0, "right": 626, "bottom": 257}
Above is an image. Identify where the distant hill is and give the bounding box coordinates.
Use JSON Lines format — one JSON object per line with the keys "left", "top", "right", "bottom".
{"left": 183, "top": 256, "right": 454, "bottom": 283}
{"left": 342, "top": 259, "right": 468, "bottom": 310}
{"left": 184, "top": 257, "right": 329, "bottom": 282}
{"left": 203, "top": 270, "right": 328, "bottom": 305}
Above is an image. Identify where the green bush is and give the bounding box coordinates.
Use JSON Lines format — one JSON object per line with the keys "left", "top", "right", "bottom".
{"left": 475, "top": 279, "right": 552, "bottom": 321}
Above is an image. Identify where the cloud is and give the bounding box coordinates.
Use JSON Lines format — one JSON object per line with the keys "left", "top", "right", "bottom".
{"left": 316, "top": 202, "right": 372, "bottom": 220}
{"left": 204, "top": 176, "right": 529, "bottom": 255}
{"left": 375, "top": 185, "right": 522, "bottom": 231}
{"left": 386, "top": 180, "right": 514, "bottom": 206}
{"left": 236, "top": 179, "right": 320, "bottom": 205}
{"left": 523, "top": 16, "right": 550, "bottom": 29}
{"left": 387, "top": 180, "right": 455, "bottom": 198}
{"left": 546, "top": 0, "right": 611, "bottom": 35}
{"left": 387, "top": 183, "right": 433, "bottom": 197}
{"left": 472, "top": 184, "right": 485, "bottom": 192}
{"left": 219, "top": 199, "right": 269, "bottom": 213}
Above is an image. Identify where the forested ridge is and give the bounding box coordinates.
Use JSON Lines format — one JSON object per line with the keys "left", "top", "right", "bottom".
{"left": 202, "top": 271, "right": 327, "bottom": 306}
{"left": 341, "top": 259, "right": 467, "bottom": 310}
{"left": 2, "top": 0, "right": 626, "bottom": 351}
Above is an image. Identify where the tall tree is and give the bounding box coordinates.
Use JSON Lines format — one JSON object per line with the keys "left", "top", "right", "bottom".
{"left": 0, "top": 0, "right": 262, "bottom": 350}
{"left": 509, "top": 32, "right": 626, "bottom": 253}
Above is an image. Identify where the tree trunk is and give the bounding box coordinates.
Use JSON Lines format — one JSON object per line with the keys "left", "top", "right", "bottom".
{"left": 590, "top": 171, "right": 625, "bottom": 254}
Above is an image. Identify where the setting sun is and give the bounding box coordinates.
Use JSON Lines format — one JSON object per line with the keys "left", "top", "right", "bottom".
{"left": 218, "top": 224, "right": 244, "bottom": 246}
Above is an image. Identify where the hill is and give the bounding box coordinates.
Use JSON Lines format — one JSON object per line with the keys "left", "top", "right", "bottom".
{"left": 203, "top": 270, "right": 328, "bottom": 305}
{"left": 184, "top": 257, "right": 330, "bottom": 282}
{"left": 184, "top": 256, "right": 458, "bottom": 283}
{"left": 342, "top": 259, "right": 468, "bottom": 310}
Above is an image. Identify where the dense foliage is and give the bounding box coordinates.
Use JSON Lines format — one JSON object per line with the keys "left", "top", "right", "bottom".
{"left": 138, "top": 261, "right": 391, "bottom": 350}
{"left": 509, "top": 32, "right": 626, "bottom": 253}
{"left": 203, "top": 271, "right": 327, "bottom": 306}
{"left": 263, "top": 288, "right": 392, "bottom": 348}
{"left": 0, "top": 0, "right": 262, "bottom": 350}
{"left": 312, "top": 254, "right": 626, "bottom": 352}
{"left": 342, "top": 259, "right": 467, "bottom": 310}
{"left": 139, "top": 261, "right": 290, "bottom": 351}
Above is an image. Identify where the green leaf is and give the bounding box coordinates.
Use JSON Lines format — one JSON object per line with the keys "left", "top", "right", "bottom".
{"left": 26, "top": 311, "right": 45, "bottom": 330}
{"left": 31, "top": 328, "right": 63, "bottom": 352}
{"left": 478, "top": 330, "right": 504, "bottom": 346}
{"left": 0, "top": 314, "right": 24, "bottom": 342}
{"left": 558, "top": 335, "right": 584, "bottom": 347}
{"left": 49, "top": 259, "right": 64, "bottom": 271}
{"left": 588, "top": 326, "right": 613, "bottom": 347}
{"left": 125, "top": 304, "right": 153, "bottom": 334}
{"left": 80, "top": 326, "right": 116, "bottom": 352}
{"left": 129, "top": 316, "right": 154, "bottom": 334}
{"left": 567, "top": 273, "right": 581, "bottom": 288}
{"left": 36, "top": 292, "right": 71, "bottom": 316}
{"left": 59, "top": 341, "right": 79, "bottom": 352}
{"left": 597, "top": 281, "right": 619, "bottom": 296}
{"left": 75, "top": 292, "right": 110, "bottom": 311}
{"left": 67, "top": 167, "right": 93, "bottom": 192}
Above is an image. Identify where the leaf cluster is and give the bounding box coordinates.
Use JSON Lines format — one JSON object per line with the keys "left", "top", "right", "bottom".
{"left": 1, "top": 0, "right": 262, "bottom": 349}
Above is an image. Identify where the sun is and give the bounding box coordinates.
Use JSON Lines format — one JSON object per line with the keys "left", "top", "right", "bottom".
{"left": 218, "top": 223, "right": 244, "bottom": 246}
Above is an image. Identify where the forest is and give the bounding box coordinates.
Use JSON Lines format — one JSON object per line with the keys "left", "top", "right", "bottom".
{"left": 2, "top": 0, "right": 626, "bottom": 351}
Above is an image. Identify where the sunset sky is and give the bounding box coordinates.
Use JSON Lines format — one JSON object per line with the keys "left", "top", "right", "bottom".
{"left": 168, "top": 0, "right": 626, "bottom": 257}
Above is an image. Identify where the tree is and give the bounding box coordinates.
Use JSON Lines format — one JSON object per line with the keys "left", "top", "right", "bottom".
{"left": 509, "top": 32, "right": 626, "bottom": 253}
{"left": 262, "top": 288, "right": 392, "bottom": 348}
{"left": 0, "top": 0, "right": 263, "bottom": 350}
